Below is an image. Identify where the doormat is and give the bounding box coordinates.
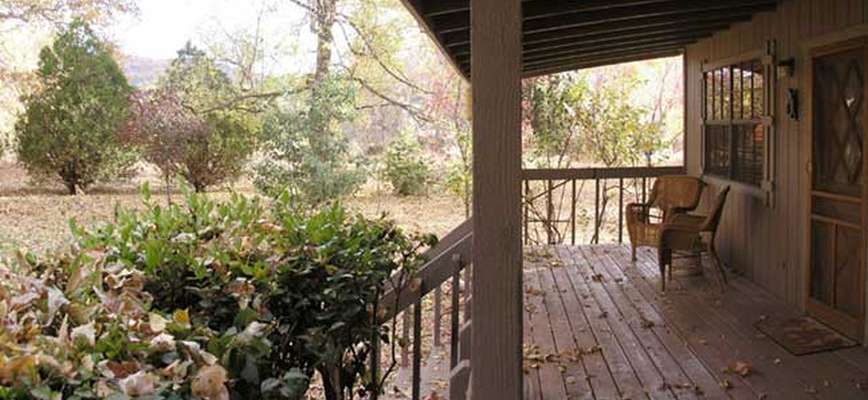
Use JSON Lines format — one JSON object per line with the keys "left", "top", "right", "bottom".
{"left": 755, "top": 316, "right": 858, "bottom": 356}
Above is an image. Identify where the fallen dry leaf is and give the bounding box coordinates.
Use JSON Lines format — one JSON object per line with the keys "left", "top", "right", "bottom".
{"left": 192, "top": 365, "right": 229, "bottom": 400}
{"left": 732, "top": 361, "right": 752, "bottom": 377}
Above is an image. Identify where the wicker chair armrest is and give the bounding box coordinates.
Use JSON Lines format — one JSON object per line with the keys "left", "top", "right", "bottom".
{"left": 626, "top": 202, "right": 654, "bottom": 224}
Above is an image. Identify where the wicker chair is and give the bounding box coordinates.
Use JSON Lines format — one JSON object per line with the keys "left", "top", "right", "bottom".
{"left": 657, "top": 186, "right": 731, "bottom": 291}
{"left": 626, "top": 176, "right": 705, "bottom": 261}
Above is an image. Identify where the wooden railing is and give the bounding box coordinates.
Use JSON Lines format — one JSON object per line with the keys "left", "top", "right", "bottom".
{"left": 377, "top": 166, "right": 684, "bottom": 399}
{"left": 377, "top": 219, "right": 473, "bottom": 400}
{"left": 522, "top": 166, "right": 685, "bottom": 245}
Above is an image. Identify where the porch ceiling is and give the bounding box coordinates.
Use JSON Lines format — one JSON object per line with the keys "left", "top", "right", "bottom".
{"left": 401, "top": 0, "right": 782, "bottom": 78}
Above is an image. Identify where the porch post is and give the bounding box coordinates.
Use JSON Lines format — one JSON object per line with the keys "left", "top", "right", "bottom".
{"left": 470, "top": 0, "right": 523, "bottom": 398}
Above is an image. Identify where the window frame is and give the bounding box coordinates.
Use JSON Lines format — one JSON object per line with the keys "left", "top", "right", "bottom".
{"left": 701, "top": 45, "right": 776, "bottom": 206}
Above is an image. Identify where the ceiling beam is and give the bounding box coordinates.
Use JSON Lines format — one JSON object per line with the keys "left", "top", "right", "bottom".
{"left": 451, "top": 21, "right": 732, "bottom": 57}
{"left": 523, "top": 0, "right": 776, "bottom": 34}
{"left": 441, "top": 5, "right": 774, "bottom": 49}
{"left": 519, "top": 40, "right": 695, "bottom": 69}
{"left": 522, "top": 0, "right": 678, "bottom": 21}
{"left": 522, "top": 49, "right": 683, "bottom": 78}
{"left": 429, "top": 0, "right": 776, "bottom": 34}
{"left": 521, "top": 32, "right": 711, "bottom": 63}
{"left": 455, "top": 31, "right": 707, "bottom": 65}
{"left": 461, "top": 40, "right": 690, "bottom": 74}
{"left": 422, "top": 0, "right": 679, "bottom": 19}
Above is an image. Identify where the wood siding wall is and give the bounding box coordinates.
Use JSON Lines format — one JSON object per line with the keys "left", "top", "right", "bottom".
{"left": 684, "top": 0, "right": 867, "bottom": 310}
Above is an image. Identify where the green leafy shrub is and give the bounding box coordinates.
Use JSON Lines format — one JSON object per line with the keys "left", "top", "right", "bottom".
{"left": 381, "top": 131, "right": 431, "bottom": 196}
{"left": 0, "top": 186, "right": 432, "bottom": 399}
{"left": 15, "top": 20, "right": 138, "bottom": 194}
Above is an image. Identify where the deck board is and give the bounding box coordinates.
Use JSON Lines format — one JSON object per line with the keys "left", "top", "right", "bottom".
{"left": 550, "top": 247, "right": 625, "bottom": 400}
{"left": 525, "top": 245, "right": 868, "bottom": 400}
{"left": 391, "top": 244, "right": 868, "bottom": 400}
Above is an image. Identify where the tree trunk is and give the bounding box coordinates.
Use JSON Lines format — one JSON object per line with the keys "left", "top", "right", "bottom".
{"left": 61, "top": 166, "right": 78, "bottom": 195}
{"left": 312, "top": 0, "right": 337, "bottom": 86}
{"left": 318, "top": 365, "right": 345, "bottom": 400}
{"left": 309, "top": 0, "right": 339, "bottom": 160}
{"left": 164, "top": 174, "right": 173, "bottom": 204}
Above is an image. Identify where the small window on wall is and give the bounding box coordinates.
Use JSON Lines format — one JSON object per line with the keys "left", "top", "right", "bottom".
{"left": 702, "top": 56, "right": 773, "bottom": 189}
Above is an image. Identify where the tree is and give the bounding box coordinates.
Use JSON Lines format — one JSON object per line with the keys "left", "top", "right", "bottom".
{"left": 15, "top": 20, "right": 136, "bottom": 194}
{"left": 122, "top": 90, "right": 208, "bottom": 200}
{"left": 254, "top": 73, "right": 364, "bottom": 205}
{"left": 427, "top": 74, "right": 472, "bottom": 217}
{"left": 154, "top": 43, "right": 260, "bottom": 192}
{"left": 522, "top": 66, "right": 677, "bottom": 243}
{"left": 0, "top": 1, "right": 138, "bottom": 149}
{"left": 522, "top": 74, "right": 585, "bottom": 169}
{"left": 0, "top": 0, "right": 136, "bottom": 27}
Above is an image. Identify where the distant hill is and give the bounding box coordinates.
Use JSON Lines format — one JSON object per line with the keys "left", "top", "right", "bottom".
{"left": 121, "top": 55, "right": 171, "bottom": 88}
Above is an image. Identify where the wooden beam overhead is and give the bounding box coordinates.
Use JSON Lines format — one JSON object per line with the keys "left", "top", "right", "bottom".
{"left": 424, "top": 0, "right": 680, "bottom": 19}
{"left": 524, "top": 23, "right": 728, "bottom": 54}
{"left": 456, "top": 33, "right": 703, "bottom": 66}
{"left": 452, "top": 23, "right": 729, "bottom": 58}
{"left": 522, "top": 0, "right": 678, "bottom": 21}
{"left": 520, "top": 40, "right": 695, "bottom": 69}
{"left": 521, "top": 10, "right": 763, "bottom": 46}
{"left": 428, "top": 0, "right": 777, "bottom": 35}
{"left": 521, "top": 33, "right": 710, "bottom": 63}
{"left": 522, "top": 0, "right": 777, "bottom": 34}
{"left": 442, "top": 5, "right": 775, "bottom": 50}
{"left": 521, "top": 48, "right": 685, "bottom": 77}
{"left": 402, "top": 0, "right": 780, "bottom": 78}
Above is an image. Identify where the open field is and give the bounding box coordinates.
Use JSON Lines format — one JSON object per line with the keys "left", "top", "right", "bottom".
{"left": 0, "top": 161, "right": 466, "bottom": 255}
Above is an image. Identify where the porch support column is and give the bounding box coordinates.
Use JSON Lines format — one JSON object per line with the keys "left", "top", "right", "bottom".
{"left": 470, "top": 0, "right": 523, "bottom": 398}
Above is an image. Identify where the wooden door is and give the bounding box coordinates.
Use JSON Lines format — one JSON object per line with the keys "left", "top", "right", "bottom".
{"left": 808, "top": 39, "right": 868, "bottom": 341}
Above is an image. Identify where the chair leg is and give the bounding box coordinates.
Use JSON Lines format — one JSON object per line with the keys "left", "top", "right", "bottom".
{"left": 632, "top": 245, "right": 637, "bottom": 262}
{"left": 658, "top": 249, "right": 667, "bottom": 292}
{"left": 709, "top": 245, "right": 727, "bottom": 287}
{"left": 668, "top": 255, "right": 674, "bottom": 283}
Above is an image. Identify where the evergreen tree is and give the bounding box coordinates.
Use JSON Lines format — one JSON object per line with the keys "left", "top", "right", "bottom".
{"left": 16, "top": 20, "right": 136, "bottom": 194}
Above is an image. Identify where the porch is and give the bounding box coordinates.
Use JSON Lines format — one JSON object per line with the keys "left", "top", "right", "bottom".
{"left": 523, "top": 244, "right": 868, "bottom": 400}
{"left": 393, "top": 243, "right": 868, "bottom": 399}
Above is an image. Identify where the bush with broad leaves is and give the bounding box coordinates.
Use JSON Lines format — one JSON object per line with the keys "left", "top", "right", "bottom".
{"left": 0, "top": 186, "right": 434, "bottom": 399}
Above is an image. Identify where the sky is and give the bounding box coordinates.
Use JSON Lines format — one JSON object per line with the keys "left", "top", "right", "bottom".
{"left": 112, "top": 0, "right": 312, "bottom": 61}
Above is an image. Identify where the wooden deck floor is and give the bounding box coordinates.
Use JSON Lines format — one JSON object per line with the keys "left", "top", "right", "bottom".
{"left": 523, "top": 244, "right": 868, "bottom": 400}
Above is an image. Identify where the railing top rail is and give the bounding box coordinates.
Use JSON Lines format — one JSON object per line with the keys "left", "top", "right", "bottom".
{"left": 379, "top": 219, "right": 473, "bottom": 321}
{"left": 522, "top": 165, "right": 686, "bottom": 181}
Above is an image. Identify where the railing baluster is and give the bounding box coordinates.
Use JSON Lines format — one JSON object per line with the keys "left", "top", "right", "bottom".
{"left": 523, "top": 180, "right": 529, "bottom": 245}
{"left": 412, "top": 299, "right": 422, "bottom": 400}
{"left": 402, "top": 310, "right": 410, "bottom": 368}
{"left": 450, "top": 255, "right": 462, "bottom": 369}
{"left": 594, "top": 177, "right": 600, "bottom": 244}
{"left": 370, "top": 329, "right": 380, "bottom": 400}
{"left": 642, "top": 177, "right": 648, "bottom": 204}
{"left": 619, "top": 177, "right": 624, "bottom": 244}
{"left": 571, "top": 178, "right": 576, "bottom": 245}
{"left": 546, "top": 179, "right": 553, "bottom": 244}
{"left": 433, "top": 287, "right": 442, "bottom": 347}
{"left": 464, "top": 264, "right": 471, "bottom": 320}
